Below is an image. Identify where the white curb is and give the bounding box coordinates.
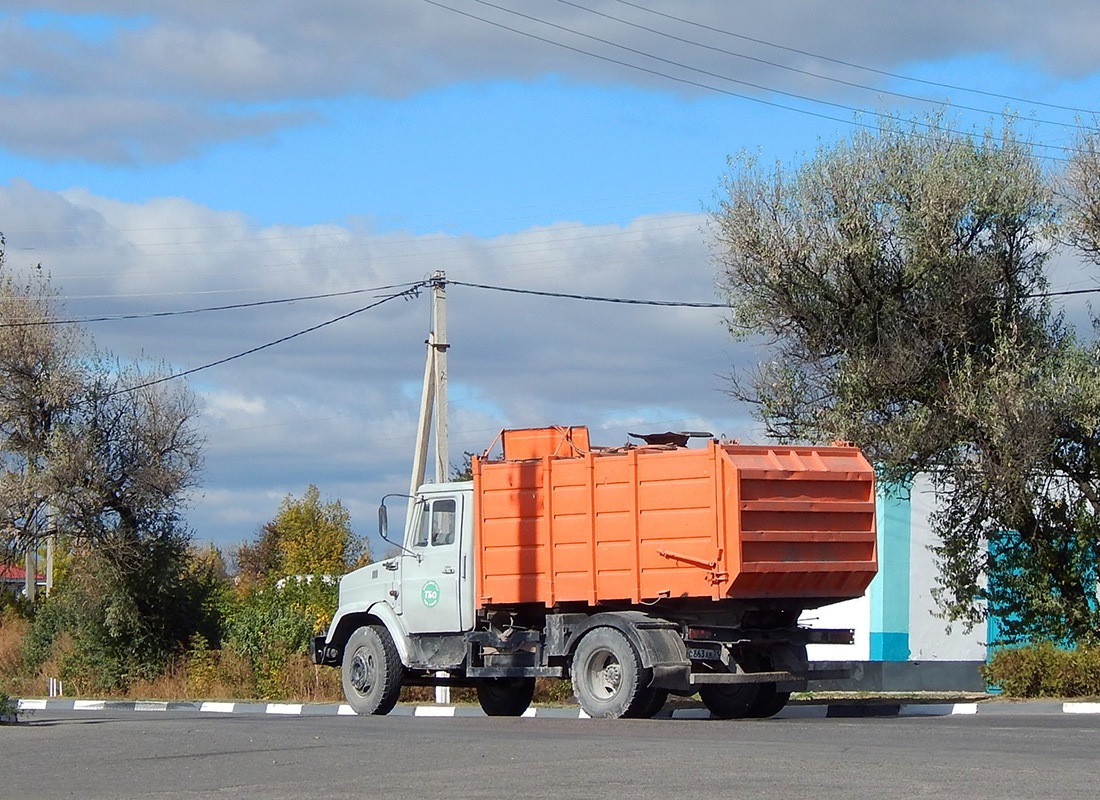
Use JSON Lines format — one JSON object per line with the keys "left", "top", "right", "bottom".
{"left": 1063, "top": 702, "right": 1100, "bottom": 714}
{"left": 199, "top": 701, "right": 236, "bottom": 713}
{"left": 266, "top": 703, "right": 304, "bottom": 715}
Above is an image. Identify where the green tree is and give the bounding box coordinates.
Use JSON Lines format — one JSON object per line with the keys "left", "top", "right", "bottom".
{"left": 1063, "top": 123, "right": 1100, "bottom": 259}
{"left": 451, "top": 451, "right": 476, "bottom": 481}
{"left": 24, "top": 530, "right": 224, "bottom": 692}
{"left": 224, "top": 488, "right": 364, "bottom": 695}
{"left": 713, "top": 114, "right": 1100, "bottom": 644}
{"left": 1, "top": 239, "right": 208, "bottom": 686}
{"left": 0, "top": 245, "right": 85, "bottom": 561}
{"left": 237, "top": 485, "right": 364, "bottom": 584}
{"left": 271, "top": 485, "right": 362, "bottom": 576}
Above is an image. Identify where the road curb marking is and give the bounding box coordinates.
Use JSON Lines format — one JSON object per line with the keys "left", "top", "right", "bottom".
{"left": 1063, "top": 702, "right": 1100, "bottom": 714}
{"left": 10, "top": 697, "right": 1091, "bottom": 718}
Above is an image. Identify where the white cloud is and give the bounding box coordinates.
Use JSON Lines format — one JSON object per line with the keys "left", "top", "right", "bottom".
{"left": 1, "top": 181, "right": 750, "bottom": 547}
{"left": 2, "top": 2, "right": 1098, "bottom": 162}
{"left": 204, "top": 390, "right": 266, "bottom": 420}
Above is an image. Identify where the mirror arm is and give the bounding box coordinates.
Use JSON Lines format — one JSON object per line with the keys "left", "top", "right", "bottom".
{"left": 379, "top": 493, "right": 424, "bottom": 563}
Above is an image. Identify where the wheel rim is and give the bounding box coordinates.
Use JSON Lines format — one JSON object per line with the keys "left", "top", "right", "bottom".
{"left": 585, "top": 648, "right": 623, "bottom": 701}
{"left": 349, "top": 648, "right": 375, "bottom": 695}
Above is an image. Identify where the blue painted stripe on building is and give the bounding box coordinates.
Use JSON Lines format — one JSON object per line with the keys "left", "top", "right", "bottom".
{"left": 869, "top": 480, "right": 912, "bottom": 661}
{"left": 869, "top": 631, "right": 911, "bottom": 661}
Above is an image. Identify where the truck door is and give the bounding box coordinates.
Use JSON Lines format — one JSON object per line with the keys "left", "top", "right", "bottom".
{"left": 400, "top": 494, "right": 464, "bottom": 634}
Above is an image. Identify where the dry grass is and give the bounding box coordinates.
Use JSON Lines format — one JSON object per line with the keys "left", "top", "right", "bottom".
{"left": 266, "top": 654, "right": 342, "bottom": 703}
{"left": 0, "top": 611, "right": 26, "bottom": 675}
{"left": 123, "top": 650, "right": 343, "bottom": 703}
{"left": 0, "top": 610, "right": 40, "bottom": 697}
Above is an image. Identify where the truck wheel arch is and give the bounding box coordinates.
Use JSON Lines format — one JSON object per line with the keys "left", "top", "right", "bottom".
{"left": 327, "top": 604, "right": 412, "bottom": 666}
{"left": 561, "top": 612, "right": 690, "bottom": 692}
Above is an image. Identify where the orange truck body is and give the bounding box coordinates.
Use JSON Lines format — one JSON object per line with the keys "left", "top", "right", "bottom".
{"left": 473, "top": 426, "right": 877, "bottom": 609}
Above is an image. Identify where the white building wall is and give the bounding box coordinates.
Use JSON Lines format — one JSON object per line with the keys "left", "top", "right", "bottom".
{"left": 907, "top": 475, "right": 986, "bottom": 660}
{"left": 803, "top": 594, "right": 870, "bottom": 661}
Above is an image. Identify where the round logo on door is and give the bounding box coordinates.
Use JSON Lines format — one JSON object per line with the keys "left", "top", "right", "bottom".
{"left": 421, "top": 580, "right": 441, "bottom": 608}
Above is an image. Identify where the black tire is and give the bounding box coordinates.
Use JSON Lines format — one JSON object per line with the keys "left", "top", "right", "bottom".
{"left": 631, "top": 688, "right": 669, "bottom": 719}
{"left": 747, "top": 686, "right": 791, "bottom": 718}
{"left": 698, "top": 683, "right": 762, "bottom": 720}
{"left": 571, "top": 627, "right": 652, "bottom": 719}
{"left": 476, "top": 677, "right": 536, "bottom": 716}
{"left": 341, "top": 624, "right": 404, "bottom": 715}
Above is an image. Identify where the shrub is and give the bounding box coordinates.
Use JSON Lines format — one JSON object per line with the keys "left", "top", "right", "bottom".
{"left": 222, "top": 578, "right": 339, "bottom": 700}
{"left": 983, "top": 641, "right": 1100, "bottom": 697}
{"left": 18, "top": 533, "right": 230, "bottom": 695}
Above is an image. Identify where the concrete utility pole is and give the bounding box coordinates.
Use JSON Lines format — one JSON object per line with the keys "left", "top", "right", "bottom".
{"left": 407, "top": 271, "right": 450, "bottom": 531}
{"left": 24, "top": 544, "right": 36, "bottom": 604}
{"left": 432, "top": 274, "right": 449, "bottom": 485}
{"left": 404, "top": 271, "right": 452, "bottom": 705}
{"left": 46, "top": 533, "right": 54, "bottom": 597}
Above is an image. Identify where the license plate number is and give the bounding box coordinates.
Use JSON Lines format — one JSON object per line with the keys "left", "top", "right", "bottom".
{"left": 687, "top": 645, "right": 722, "bottom": 661}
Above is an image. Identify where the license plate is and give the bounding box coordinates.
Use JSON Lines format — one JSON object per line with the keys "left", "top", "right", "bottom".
{"left": 687, "top": 645, "right": 722, "bottom": 661}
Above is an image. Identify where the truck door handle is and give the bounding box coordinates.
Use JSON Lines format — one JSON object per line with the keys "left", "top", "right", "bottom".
{"left": 383, "top": 560, "right": 399, "bottom": 571}
{"left": 442, "top": 567, "right": 455, "bottom": 574}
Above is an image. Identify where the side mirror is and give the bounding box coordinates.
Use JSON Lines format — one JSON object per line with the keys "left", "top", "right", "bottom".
{"left": 377, "top": 494, "right": 424, "bottom": 563}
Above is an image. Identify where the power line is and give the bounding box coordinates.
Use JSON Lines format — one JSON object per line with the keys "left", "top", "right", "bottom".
{"left": 34, "top": 275, "right": 1100, "bottom": 398}
{"left": 1030, "top": 286, "right": 1100, "bottom": 299}
{"left": 447, "top": 279, "right": 725, "bottom": 307}
{"left": 551, "top": 0, "right": 1098, "bottom": 132}
{"left": 610, "top": 0, "right": 1100, "bottom": 117}
{"left": 423, "top": 0, "right": 1081, "bottom": 162}
{"left": 107, "top": 283, "right": 427, "bottom": 397}
{"left": 10, "top": 274, "right": 1100, "bottom": 334}
{"left": 448, "top": 279, "right": 1100, "bottom": 304}
{"left": 0, "top": 281, "right": 425, "bottom": 328}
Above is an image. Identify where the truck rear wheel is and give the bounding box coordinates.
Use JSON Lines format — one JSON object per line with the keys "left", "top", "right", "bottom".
{"left": 633, "top": 688, "right": 669, "bottom": 719}
{"left": 342, "top": 625, "right": 403, "bottom": 715}
{"left": 476, "top": 677, "right": 536, "bottom": 716}
{"left": 747, "top": 686, "right": 791, "bottom": 718}
{"left": 698, "top": 683, "right": 761, "bottom": 719}
{"left": 571, "top": 627, "right": 652, "bottom": 719}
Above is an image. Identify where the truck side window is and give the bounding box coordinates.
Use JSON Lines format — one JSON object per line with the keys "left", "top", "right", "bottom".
{"left": 431, "top": 498, "right": 457, "bottom": 546}
{"left": 414, "top": 502, "right": 430, "bottom": 548}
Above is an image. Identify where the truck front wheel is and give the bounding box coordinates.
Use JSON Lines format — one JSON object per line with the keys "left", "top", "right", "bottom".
{"left": 476, "top": 677, "right": 536, "bottom": 716}
{"left": 342, "top": 625, "right": 404, "bottom": 715}
{"left": 571, "top": 627, "right": 652, "bottom": 719}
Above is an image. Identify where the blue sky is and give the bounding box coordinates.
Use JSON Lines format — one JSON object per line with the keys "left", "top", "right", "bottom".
{"left": 2, "top": 1, "right": 1100, "bottom": 551}
{"left": 5, "top": 80, "right": 830, "bottom": 235}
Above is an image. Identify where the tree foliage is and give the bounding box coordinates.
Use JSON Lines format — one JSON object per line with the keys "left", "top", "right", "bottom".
{"left": 1063, "top": 124, "right": 1100, "bottom": 259}
{"left": 0, "top": 249, "right": 85, "bottom": 556}
{"left": 23, "top": 538, "right": 226, "bottom": 693}
{"left": 1, "top": 237, "right": 209, "bottom": 685}
{"left": 713, "top": 114, "right": 1100, "bottom": 644}
{"left": 1, "top": 242, "right": 203, "bottom": 559}
{"left": 236, "top": 485, "right": 364, "bottom": 586}
{"left": 227, "top": 487, "right": 364, "bottom": 692}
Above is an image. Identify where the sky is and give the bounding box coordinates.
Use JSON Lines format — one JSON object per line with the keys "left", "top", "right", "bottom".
{"left": 2, "top": 1, "right": 1100, "bottom": 556}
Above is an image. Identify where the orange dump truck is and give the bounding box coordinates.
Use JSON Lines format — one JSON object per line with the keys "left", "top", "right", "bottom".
{"left": 313, "top": 426, "right": 877, "bottom": 719}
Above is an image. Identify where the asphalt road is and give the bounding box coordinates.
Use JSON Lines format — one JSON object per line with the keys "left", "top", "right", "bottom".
{"left": 2, "top": 709, "right": 1097, "bottom": 800}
